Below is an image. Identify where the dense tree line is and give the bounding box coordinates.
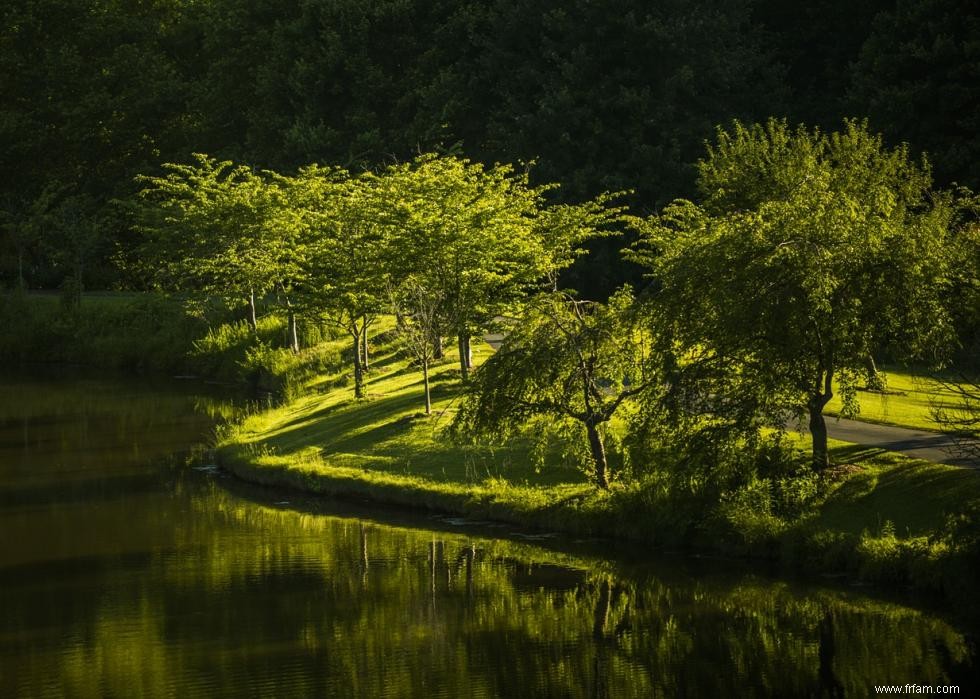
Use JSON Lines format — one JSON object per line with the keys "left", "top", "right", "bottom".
{"left": 2, "top": 0, "right": 978, "bottom": 296}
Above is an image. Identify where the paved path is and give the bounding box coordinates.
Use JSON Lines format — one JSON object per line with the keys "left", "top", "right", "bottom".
{"left": 482, "top": 331, "right": 979, "bottom": 468}
{"left": 821, "top": 417, "right": 978, "bottom": 468}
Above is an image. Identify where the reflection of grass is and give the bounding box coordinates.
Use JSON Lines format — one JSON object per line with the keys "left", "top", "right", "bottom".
{"left": 825, "top": 367, "right": 967, "bottom": 432}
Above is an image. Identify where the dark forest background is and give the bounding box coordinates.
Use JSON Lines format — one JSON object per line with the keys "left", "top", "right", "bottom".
{"left": 2, "top": 0, "right": 977, "bottom": 297}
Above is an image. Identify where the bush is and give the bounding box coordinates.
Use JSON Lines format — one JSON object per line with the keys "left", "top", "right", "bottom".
{"left": 189, "top": 319, "right": 261, "bottom": 381}
{"left": 0, "top": 291, "right": 208, "bottom": 369}
{"left": 0, "top": 293, "right": 349, "bottom": 395}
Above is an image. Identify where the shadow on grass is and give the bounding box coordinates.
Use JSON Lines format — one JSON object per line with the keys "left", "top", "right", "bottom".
{"left": 820, "top": 461, "right": 980, "bottom": 537}
{"left": 829, "top": 443, "right": 891, "bottom": 464}
{"left": 264, "top": 390, "right": 423, "bottom": 453}
{"left": 251, "top": 384, "right": 585, "bottom": 488}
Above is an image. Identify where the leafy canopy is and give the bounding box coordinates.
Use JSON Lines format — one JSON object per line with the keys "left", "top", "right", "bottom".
{"left": 632, "top": 119, "right": 957, "bottom": 467}
{"left": 453, "top": 287, "right": 659, "bottom": 487}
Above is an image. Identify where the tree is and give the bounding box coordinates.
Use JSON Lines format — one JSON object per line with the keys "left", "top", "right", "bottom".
{"left": 135, "top": 154, "right": 288, "bottom": 331}
{"left": 933, "top": 200, "right": 980, "bottom": 456}
{"left": 292, "top": 167, "right": 390, "bottom": 399}
{"left": 0, "top": 0, "right": 204, "bottom": 289}
{"left": 452, "top": 288, "right": 659, "bottom": 489}
{"left": 389, "top": 277, "right": 445, "bottom": 415}
{"left": 848, "top": 0, "right": 980, "bottom": 191}
{"left": 0, "top": 185, "right": 62, "bottom": 290}
{"left": 632, "top": 119, "right": 957, "bottom": 470}
{"left": 933, "top": 376, "right": 980, "bottom": 460}
{"left": 382, "top": 155, "right": 549, "bottom": 382}
{"left": 383, "top": 154, "right": 625, "bottom": 382}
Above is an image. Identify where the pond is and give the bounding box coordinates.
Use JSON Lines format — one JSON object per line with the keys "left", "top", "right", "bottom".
{"left": 0, "top": 370, "right": 977, "bottom": 697}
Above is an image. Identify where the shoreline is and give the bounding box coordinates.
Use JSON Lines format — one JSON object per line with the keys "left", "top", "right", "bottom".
{"left": 216, "top": 441, "right": 980, "bottom": 610}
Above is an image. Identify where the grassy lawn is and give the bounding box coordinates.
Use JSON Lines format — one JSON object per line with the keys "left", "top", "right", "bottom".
{"left": 824, "top": 367, "right": 971, "bottom": 432}
{"left": 220, "top": 325, "right": 979, "bottom": 538}
{"left": 218, "top": 322, "right": 593, "bottom": 518}
{"left": 818, "top": 440, "right": 980, "bottom": 537}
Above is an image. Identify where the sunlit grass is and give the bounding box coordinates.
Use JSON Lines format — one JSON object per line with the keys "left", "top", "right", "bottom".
{"left": 222, "top": 332, "right": 980, "bottom": 544}
{"left": 825, "top": 367, "right": 967, "bottom": 432}
{"left": 774, "top": 430, "right": 980, "bottom": 537}
{"left": 219, "top": 322, "right": 589, "bottom": 512}
{"left": 822, "top": 448, "right": 979, "bottom": 538}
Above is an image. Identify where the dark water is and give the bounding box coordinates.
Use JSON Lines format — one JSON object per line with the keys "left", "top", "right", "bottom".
{"left": 0, "top": 371, "right": 977, "bottom": 697}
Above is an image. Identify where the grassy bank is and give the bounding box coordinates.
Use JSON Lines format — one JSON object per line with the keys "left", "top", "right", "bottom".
{"left": 217, "top": 326, "right": 980, "bottom": 604}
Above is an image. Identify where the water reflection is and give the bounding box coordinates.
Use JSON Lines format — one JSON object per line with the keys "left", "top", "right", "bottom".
{"left": 0, "top": 372, "right": 977, "bottom": 697}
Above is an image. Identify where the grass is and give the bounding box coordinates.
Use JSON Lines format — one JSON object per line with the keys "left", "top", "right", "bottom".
{"left": 0, "top": 291, "right": 341, "bottom": 393}
{"left": 6, "top": 291, "right": 975, "bottom": 598}
{"left": 220, "top": 322, "right": 590, "bottom": 504}
{"left": 825, "top": 367, "right": 971, "bottom": 432}
{"left": 817, "top": 447, "right": 980, "bottom": 537}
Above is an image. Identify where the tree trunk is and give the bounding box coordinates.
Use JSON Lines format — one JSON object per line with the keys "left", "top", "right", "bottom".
{"left": 592, "top": 577, "right": 611, "bottom": 640}
{"left": 286, "top": 302, "right": 299, "bottom": 353}
{"left": 458, "top": 334, "right": 469, "bottom": 382}
{"left": 352, "top": 330, "right": 364, "bottom": 399}
{"left": 433, "top": 333, "right": 444, "bottom": 360}
{"left": 422, "top": 358, "right": 431, "bottom": 415}
{"left": 464, "top": 335, "right": 473, "bottom": 369}
{"left": 865, "top": 355, "right": 885, "bottom": 391}
{"left": 359, "top": 522, "right": 369, "bottom": 572}
{"left": 808, "top": 394, "right": 832, "bottom": 471}
{"left": 464, "top": 545, "right": 474, "bottom": 598}
{"left": 247, "top": 288, "right": 258, "bottom": 333}
{"left": 586, "top": 421, "right": 610, "bottom": 489}
{"left": 818, "top": 612, "right": 844, "bottom": 698}
{"left": 361, "top": 315, "right": 370, "bottom": 369}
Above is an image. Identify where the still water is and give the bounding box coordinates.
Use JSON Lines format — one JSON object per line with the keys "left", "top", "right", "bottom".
{"left": 0, "top": 370, "right": 977, "bottom": 697}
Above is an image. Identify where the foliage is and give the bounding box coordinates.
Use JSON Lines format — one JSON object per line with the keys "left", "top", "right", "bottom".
{"left": 217, "top": 317, "right": 980, "bottom": 599}
{"left": 134, "top": 154, "right": 298, "bottom": 326}
{"left": 632, "top": 119, "right": 958, "bottom": 470}
{"left": 383, "top": 154, "right": 550, "bottom": 381}
{"left": 6, "top": 0, "right": 977, "bottom": 303}
{"left": 0, "top": 291, "right": 206, "bottom": 370}
{"left": 388, "top": 276, "right": 444, "bottom": 414}
{"left": 848, "top": 0, "right": 980, "bottom": 190}
{"left": 289, "top": 166, "right": 387, "bottom": 397}
{"left": 452, "top": 288, "right": 660, "bottom": 488}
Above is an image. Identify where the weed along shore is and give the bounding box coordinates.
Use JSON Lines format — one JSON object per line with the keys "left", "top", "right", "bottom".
{"left": 216, "top": 325, "right": 980, "bottom": 607}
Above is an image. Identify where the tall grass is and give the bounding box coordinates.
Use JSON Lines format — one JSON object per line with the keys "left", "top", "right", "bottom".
{"left": 0, "top": 291, "right": 346, "bottom": 394}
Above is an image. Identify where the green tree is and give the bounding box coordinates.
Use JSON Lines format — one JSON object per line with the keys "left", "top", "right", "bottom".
{"left": 382, "top": 155, "right": 548, "bottom": 381}
{"left": 453, "top": 288, "right": 659, "bottom": 489}
{"left": 292, "top": 167, "right": 389, "bottom": 398}
{"left": 384, "top": 154, "right": 625, "bottom": 382}
{"left": 135, "top": 154, "right": 287, "bottom": 331}
{"left": 933, "top": 199, "right": 980, "bottom": 455}
{"left": 633, "top": 119, "right": 957, "bottom": 471}
{"left": 388, "top": 276, "right": 445, "bottom": 415}
{"left": 0, "top": 0, "right": 203, "bottom": 288}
